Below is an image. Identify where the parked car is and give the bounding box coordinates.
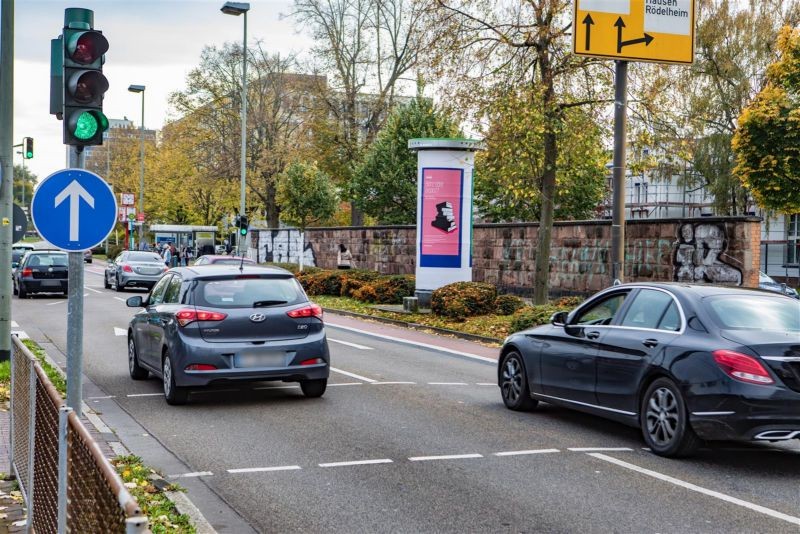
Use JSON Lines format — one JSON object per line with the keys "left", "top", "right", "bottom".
{"left": 193, "top": 255, "right": 256, "bottom": 266}
{"left": 498, "top": 283, "right": 800, "bottom": 457}
{"left": 759, "top": 271, "right": 799, "bottom": 299}
{"left": 105, "top": 251, "right": 169, "bottom": 292}
{"left": 84, "top": 250, "right": 93, "bottom": 263}
{"left": 13, "top": 250, "right": 69, "bottom": 298}
{"left": 125, "top": 265, "right": 329, "bottom": 405}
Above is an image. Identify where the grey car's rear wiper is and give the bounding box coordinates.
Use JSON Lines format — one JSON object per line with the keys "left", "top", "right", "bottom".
{"left": 253, "top": 300, "right": 288, "bottom": 308}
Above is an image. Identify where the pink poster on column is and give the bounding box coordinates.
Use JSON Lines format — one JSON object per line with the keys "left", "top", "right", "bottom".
{"left": 420, "top": 168, "right": 463, "bottom": 267}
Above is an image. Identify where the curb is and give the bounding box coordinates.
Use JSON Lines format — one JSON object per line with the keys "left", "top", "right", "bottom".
{"left": 321, "top": 307, "right": 503, "bottom": 345}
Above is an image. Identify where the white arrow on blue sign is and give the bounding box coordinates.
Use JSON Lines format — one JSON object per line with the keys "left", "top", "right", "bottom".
{"left": 31, "top": 169, "right": 118, "bottom": 252}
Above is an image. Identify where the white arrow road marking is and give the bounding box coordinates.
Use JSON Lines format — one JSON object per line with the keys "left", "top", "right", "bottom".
{"left": 114, "top": 327, "right": 127, "bottom": 337}
{"left": 54, "top": 179, "right": 94, "bottom": 241}
{"left": 10, "top": 321, "right": 18, "bottom": 328}
{"left": 327, "top": 338, "right": 373, "bottom": 350}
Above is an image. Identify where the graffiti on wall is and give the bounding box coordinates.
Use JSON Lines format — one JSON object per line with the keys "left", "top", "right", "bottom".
{"left": 674, "top": 223, "right": 741, "bottom": 285}
{"left": 255, "top": 229, "right": 316, "bottom": 266}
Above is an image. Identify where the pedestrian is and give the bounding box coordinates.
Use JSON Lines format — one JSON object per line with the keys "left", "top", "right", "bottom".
{"left": 180, "top": 245, "right": 188, "bottom": 266}
{"left": 170, "top": 242, "right": 178, "bottom": 268}
{"left": 337, "top": 243, "right": 353, "bottom": 270}
{"left": 185, "top": 246, "right": 194, "bottom": 265}
{"left": 162, "top": 243, "right": 172, "bottom": 267}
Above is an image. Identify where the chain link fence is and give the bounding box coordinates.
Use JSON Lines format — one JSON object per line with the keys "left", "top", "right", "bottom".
{"left": 10, "top": 336, "right": 148, "bottom": 532}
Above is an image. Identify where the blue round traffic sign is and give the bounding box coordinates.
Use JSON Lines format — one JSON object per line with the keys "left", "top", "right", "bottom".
{"left": 31, "top": 168, "right": 118, "bottom": 252}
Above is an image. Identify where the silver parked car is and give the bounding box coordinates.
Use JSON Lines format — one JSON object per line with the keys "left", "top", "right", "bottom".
{"left": 759, "top": 271, "right": 799, "bottom": 299}
{"left": 105, "top": 251, "right": 169, "bottom": 292}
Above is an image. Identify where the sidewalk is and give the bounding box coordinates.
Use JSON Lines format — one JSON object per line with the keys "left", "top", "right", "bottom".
{"left": 0, "top": 408, "right": 26, "bottom": 533}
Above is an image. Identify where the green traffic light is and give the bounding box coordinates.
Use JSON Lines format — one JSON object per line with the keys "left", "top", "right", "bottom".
{"left": 25, "top": 151, "right": 32, "bottom": 158}
{"left": 240, "top": 228, "right": 247, "bottom": 236}
{"left": 74, "top": 111, "right": 99, "bottom": 140}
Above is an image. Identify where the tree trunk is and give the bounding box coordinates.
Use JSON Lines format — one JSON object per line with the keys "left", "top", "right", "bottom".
{"left": 299, "top": 230, "right": 305, "bottom": 272}
{"left": 266, "top": 181, "right": 280, "bottom": 228}
{"left": 350, "top": 203, "right": 364, "bottom": 226}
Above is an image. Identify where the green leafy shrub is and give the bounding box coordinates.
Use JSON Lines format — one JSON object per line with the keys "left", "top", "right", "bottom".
{"left": 341, "top": 278, "right": 366, "bottom": 298}
{"left": 494, "top": 294, "right": 525, "bottom": 315}
{"left": 509, "top": 304, "right": 575, "bottom": 333}
{"left": 353, "top": 284, "right": 378, "bottom": 303}
{"left": 298, "top": 271, "right": 343, "bottom": 296}
{"left": 554, "top": 296, "right": 584, "bottom": 308}
{"left": 372, "top": 275, "right": 415, "bottom": 304}
{"left": 431, "top": 282, "right": 498, "bottom": 319}
{"left": 106, "top": 245, "right": 125, "bottom": 261}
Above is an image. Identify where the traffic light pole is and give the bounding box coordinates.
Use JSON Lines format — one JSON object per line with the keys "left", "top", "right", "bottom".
{"left": 66, "top": 146, "right": 85, "bottom": 416}
{"left": 610, "top": 60, "right": 628, "bottom": 284}
{"left": 0, "top": 0, "right": 15, "bottom": 363}
{"left": 238, "top": 9, "right": 248, "bottom": 257}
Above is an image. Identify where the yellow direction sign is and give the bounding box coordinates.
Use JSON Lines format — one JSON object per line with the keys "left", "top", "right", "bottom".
{"left": 573, "top": 0, "right": 695, "bottom": 64}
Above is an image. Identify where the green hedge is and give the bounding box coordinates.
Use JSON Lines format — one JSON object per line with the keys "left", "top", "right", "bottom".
{"left": 296, "top": 268, "right": 413, "bottom": 304}
{"left": 494, "top": 294, "right": 525, "bottom": 315}
{"left": 431, "top": 282, "right": 497, "bottom": 321}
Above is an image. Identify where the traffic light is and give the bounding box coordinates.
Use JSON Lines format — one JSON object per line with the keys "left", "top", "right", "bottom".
{"left": 238, "top": 215, "right": 249, "bottom": 236}
{"left": 61, "top": 9, "right": 109, "bottom": 146}
{"left": 22, "top": 137, "right": 33, "bottom": 159}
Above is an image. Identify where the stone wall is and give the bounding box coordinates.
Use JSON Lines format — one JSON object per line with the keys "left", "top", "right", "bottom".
{"left": 251, "top": 217, "right": 761, "bottom": 296}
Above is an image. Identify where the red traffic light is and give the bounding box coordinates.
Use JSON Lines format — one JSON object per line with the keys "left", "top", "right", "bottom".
{"left": 67, "top": 70, "right": 109, "bottom": 105}
{"left": 66, "top": 31, "right": 108, "bottom": 65}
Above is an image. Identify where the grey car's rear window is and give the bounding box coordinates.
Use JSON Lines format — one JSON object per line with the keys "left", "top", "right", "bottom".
{"left": 193, "top": 277, "right": 306, "bottom": 308}
{"left": 704, "top": 295, "right": 800, "bottom": 331}
{"left": 127, "top": 252, "right": 163, "bottom": 262}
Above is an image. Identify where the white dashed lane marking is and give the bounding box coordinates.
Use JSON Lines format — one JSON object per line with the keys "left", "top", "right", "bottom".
{"left": 114, "top": 327, "right": 127, "bottom": 337}
{"left": 227, "top": 466, "right": 301, "bottom": 474}
{"left": 589, "top": 453, "right": 800, "bottom": 527}
{"left": 114, "top": 297, "right": 126, "bottom": 303}
{"left": 427, "top": 382, "right": 468, "bottom": 386}
{"left": 409, "top": 453, "right": 483, "bottom": 462}
{"left": 168, "top": 471, "right": 213, "bottom": 479}
{"left": 329, "top": 367, "right": 377, "bottom": 383}
{"left": 319, "top": 459, "right": 393, "bottom": 468}
{"left": 568, "top": 447, "right": 634, "bottom": 452}
{"left": 494, "top": 449, "right": 560, "bottom": 456}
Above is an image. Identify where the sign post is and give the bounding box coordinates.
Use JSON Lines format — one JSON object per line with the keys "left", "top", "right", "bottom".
{"left": 31, "top": 166, "right": 117, "bottom": 415}
{"left": 573, "top": 0, "right": 695, "bottom": 282}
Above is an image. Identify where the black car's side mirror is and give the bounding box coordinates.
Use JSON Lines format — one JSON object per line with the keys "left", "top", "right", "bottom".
{"left": 126, "top": 296, "right": 144, "bottom": 308}
{"left": 551, "top": 311, "right": 568, "bottom": 326}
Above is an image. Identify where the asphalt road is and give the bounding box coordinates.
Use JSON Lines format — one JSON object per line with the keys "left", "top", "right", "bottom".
{"left": 11, "top": 264, "right": 800, "bottom": 533}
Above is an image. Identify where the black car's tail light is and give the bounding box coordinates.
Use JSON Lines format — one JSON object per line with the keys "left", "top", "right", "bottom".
{"left": 287, "top": 304, "right": 323, "bottom": 320}
{"left": 175, "top": 309, "right": 228, "bottom": 327}
{"left": 22, "top": 268, "right": 32, "bottom": 277}
{"left": 185, "top": 364, "right": 217, "bottom": 371}
{"left": 712, "top": 350, "right": 775, "bottom": 385}
{"left": 300, "top": 358, "right": 325, "bottom": 366}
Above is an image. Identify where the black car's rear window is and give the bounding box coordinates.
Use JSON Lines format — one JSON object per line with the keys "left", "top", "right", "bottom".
{"left": 28, "top": 254, "right": 68, "bottom": 267}
{"left": 193, "top": 276, "right": 306, "bottom": 309}
{"left": 127, "top": 252, "right": 163, "bottom": 262}
{"left": 704, "top": 295, "right": 800, "bottom": 331}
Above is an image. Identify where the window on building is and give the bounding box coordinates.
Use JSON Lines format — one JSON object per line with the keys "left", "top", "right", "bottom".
{"left": 788, "top": 215, "right": 799, "bottom": 265}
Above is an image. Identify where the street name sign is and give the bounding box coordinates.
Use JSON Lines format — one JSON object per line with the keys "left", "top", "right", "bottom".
{"left": 31, "top": 168, "right": 117, "bottom": 251}
{"left": 573, "top": 0, "right": 695, "bottom": 64}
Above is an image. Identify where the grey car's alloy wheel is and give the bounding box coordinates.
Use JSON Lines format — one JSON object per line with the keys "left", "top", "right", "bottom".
{"left": 641, "top": 378, "right": 700, "bottom": 457}
{"left": 104, "top": 273, "right": 111, "bottom": 289}
{"left": 162, "top": 350, "right": 188, "bottom": 405}
{"left": 128, "top": 337, "right": 148, "bottom": 380}
{"left": 500, "top": 351, "right": 538, "bottom": 411}
{"left": 300, "top": 379, "right": 327, "bottom": 398}
{"left": 115, "top": 275, "right": 124, "bottom": 292}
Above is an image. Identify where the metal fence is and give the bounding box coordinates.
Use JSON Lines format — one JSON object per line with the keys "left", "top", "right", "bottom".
{"left": 10, "top": 335, "right": 148, "bottom": 533}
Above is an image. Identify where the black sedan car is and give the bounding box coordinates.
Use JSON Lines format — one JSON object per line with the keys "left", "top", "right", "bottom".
{"left": 125, "top": 265, "right": 330, "bottom": 405}
{"left": 13, "top": 250, "right": 69, "bottom": 298}
{"left": 499, "top": 283, "right": 800, "bottom": 457}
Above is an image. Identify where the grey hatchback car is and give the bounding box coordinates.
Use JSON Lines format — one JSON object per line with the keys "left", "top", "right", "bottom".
{"left": 125, "top": 265, "right": 330, "bottom": 404}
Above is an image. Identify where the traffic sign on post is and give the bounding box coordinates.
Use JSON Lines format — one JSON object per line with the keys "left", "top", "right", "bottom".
{"left": 573, "top": 0, "right": 695, "bottom": 64}
{"left": 31, "top": 169, "right": 117, "bottom": 251}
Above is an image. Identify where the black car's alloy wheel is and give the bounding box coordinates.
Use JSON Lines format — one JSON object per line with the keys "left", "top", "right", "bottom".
{"left": 17, "top": 283, "right": 27, "bottom": 299}
{"left": 500, "top": 351, "right": 538, "bottom": 411}
{"left": 162, "top": 350, "right": 188, "bottom": 405}
{"left": 641, "top": 378, "right": 700, "bottom": 457}
{"left": 300, "top": 379, "right": 327, "bottom": 398}
{"left": 128, "top": 337, "right": 148, "bottom": 380}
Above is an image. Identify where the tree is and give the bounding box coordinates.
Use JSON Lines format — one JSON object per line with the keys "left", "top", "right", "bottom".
{"left": 276, "top": 162, "right": 338, "bottom": 270}
{"left": 352, "top": 95, "right": 459, "bottom": 224}
{"left": 291, "top": 0, "right": 423, "bottom": 225}
{"left": 418, "top": 0, "right": 607, "bottom": 303}
{"left": 13, "top": 164, "right": 35, "bottom": 210}
{"left": 475, "top": 87, "right": 607, "bottom": 222}
{"left": 733, "top": 27, "right": 800, "bottom": 213}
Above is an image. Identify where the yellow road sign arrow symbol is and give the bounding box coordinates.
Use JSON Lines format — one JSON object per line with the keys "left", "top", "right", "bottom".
{"left": 614, "top": 17, "right": 654, "bottom": 53}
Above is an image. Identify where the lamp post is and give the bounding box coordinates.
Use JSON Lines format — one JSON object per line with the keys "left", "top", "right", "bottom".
{"left": 221, "top": 1, "right": 250, "bottom": 256}
{"left": 128, "top": 84, "right": 146, "bottom": 248}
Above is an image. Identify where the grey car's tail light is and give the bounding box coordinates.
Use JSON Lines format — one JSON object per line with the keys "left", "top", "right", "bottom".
{"left": 176, "top": 309, "right": 228, "bottom": 327}
{"left": 287, "top": 304, "right": 323, "bottom": 320}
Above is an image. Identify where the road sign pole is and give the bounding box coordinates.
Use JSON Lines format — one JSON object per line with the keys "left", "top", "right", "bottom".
{"left": 66, "top": 147, "right": 85, "bottom": 416}
{"left": 0, "top": 0, "right": 15, "bottom": 363}
{"left": 610, "top": 60, "right": 628, "bottom": 283}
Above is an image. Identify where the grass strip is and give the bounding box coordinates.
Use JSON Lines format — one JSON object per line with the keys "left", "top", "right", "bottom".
{"left": 21, "top": 339, "right": 67, "bottom": 397}
{"left": 112, "top": 455, "right": 196, "bottom": 534}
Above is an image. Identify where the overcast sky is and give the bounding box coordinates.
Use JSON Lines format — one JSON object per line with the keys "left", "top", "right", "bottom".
{"left": 12, "top": 0, "right": 312, "bottom": 181}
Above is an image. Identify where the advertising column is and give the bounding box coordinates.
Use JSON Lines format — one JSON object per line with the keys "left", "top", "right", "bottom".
{"left": 409, "top": 138, "right": 483, "bottom": 306}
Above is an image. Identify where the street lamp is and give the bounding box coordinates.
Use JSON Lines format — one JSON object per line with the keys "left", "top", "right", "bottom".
{"left": 128, "top": 84, "right": 146, "bottom": 249}
{"left": 221, "top": 1, "right": 250, "bottom": 256}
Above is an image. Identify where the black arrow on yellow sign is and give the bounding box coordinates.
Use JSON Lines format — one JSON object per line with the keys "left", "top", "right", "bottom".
{"left": 614, "top": 17, "right": 654, "bottom": 54}
{"left": 582, "top": 13, "right": 594, "bottom": 51}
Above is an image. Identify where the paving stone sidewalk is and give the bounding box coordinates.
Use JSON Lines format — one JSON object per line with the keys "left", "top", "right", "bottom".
{"left": 0, "top": 408, "right": 26, "bottom": 533}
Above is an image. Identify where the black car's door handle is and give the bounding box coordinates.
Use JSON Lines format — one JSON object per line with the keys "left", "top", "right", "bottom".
{"left": 642, "top": 339, "right": 659, "bottom": 348}
{"left": 586, "top": 331, "right": 601, "bottom": 340}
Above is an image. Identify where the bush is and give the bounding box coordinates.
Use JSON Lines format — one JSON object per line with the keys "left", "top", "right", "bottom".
{"left": 353, "top": 284, "right": 378, "bottom": 303}
{"left": 106, "top": 245, "right": 125, "bottom": 261}
{"left": 371, "top": 275, "right": 415, "bottom": 304}
{"left": 297, "top": 270, "right": 343, "bottom": 296}
{"left": 554, "top": 296, "right": 585, "bottom": 308}
{"left": 431, "top": 282, "right": 498, "bottom": 319}
{"left": 341, "top": 278, "right": 366, "bottom": 298}
{"left": 509, "top": 305, "right": 562, "bottom": 333}
{"left": 495, "top": 294, "right": 525, "bottom": 315}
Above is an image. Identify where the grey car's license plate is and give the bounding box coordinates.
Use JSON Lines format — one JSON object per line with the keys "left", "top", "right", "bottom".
{"left": 234, "top": 351, "right": 286, "bottom": 368}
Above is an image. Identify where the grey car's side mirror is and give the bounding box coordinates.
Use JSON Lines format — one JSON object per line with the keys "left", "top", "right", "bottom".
{"left": 551, "top": 311, "right": 568, "bottom": 326}
{"left": 126, "top": 296, "right": 144, "bottom": 308}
